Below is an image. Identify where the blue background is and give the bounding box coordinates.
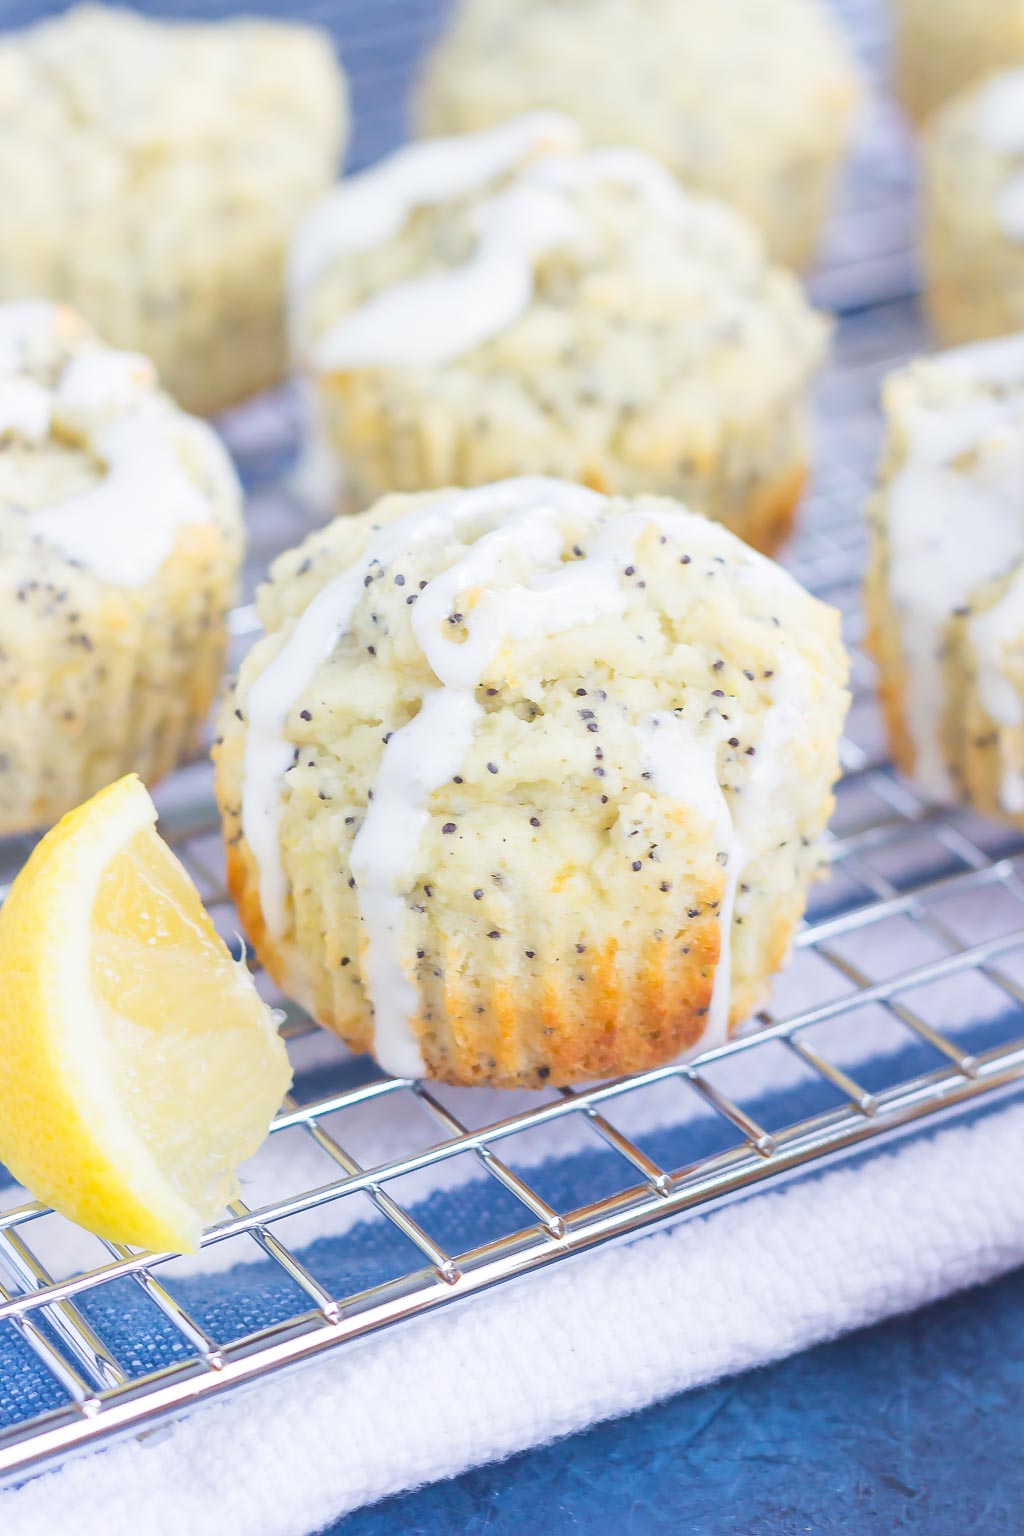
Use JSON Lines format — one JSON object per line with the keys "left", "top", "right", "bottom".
{"left": 328, "top": 1266, "right": 1024, "bottom": 1535}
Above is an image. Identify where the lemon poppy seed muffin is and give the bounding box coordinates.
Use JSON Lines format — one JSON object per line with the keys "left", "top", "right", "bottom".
{"left": 416, "top": 0, "right": 861, "bottom": 268}
{"left": 0, "top": 4, "right": 348, "bottom": 416}
{"left": 893, "top": 0, "right": 1024, "bottom": 124}
{"left": 290, "top": 115, "right": 830, "bottom": 555}
{"left": 866, "top": 334, "right": 1024, "bottom": 823}
{"left": 923, "top": 71, "right": 1024, "bottom": 347}
{"left": 0, "top": 302, "right": 243, "bottom": 835}
{"left": 215, "top": 477, "right": 849, "bottom": 1088}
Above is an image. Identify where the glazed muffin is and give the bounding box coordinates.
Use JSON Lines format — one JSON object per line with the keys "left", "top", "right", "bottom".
{"left": 416, "top": 0, "right": 861, "bottom": 268}
{"left": 0, "top": 301, "right": 243, "bottom": 835}
{"left": 215, "top": 477, "right": 849, "bottom": 1087}
{"left": 0, "top": 4, "right": 348, "bottom": 416}
{"left": 892, "top": 0, "right": 1024, "bottom": 124}
{"left": 865, "top": 334, "right": 1024, "bottom": 822}
{"left": 923, "top": 70, "right": 1024, "bottom": 347}
{"left": 290, "top": 115, "right": 830, "bottom": 555}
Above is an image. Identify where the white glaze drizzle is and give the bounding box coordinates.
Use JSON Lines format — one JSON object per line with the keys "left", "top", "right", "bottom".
{"left": 31, "top": 402, "right": 217, "bottom": 587}
{"left": 296, "top": 119, "right": 708, "bottom": 374}
{"left": 289, "top": 111, "right": 582, "bottom": 354}
{"left": 0, "top": 378, "right": 51, "bottom": 441}
{"left": 243, "top": 477, "right": 603, "bottom": 1074}
{"left": 411, "top": 503, "right": 638, "bottom": 686}
{"left": 358, "top": 503, "right": 663, "bottom": 1073}
{"left": 942, "top": 331, "right": 1024, "bottom": 385}
{"left": 54, "top": 348, "right": 156, "bottom": 430}
{"left": 886, "top": 354, "right": 1024, "bottom": 805}
{"left": 242, "top": 476, "right": 603, "bottom": 942}
{"left": 0, "top": 301, "right": 69, "bottom": 373}
{"left": 976, "top": 69, "right": 1024, "bottom": 156}
{"left": 533, "top": 147, "right": 691, "bottom": 227}
{"left": 636, "top": 712, "right": 738, "bottom": 1045}
{"left": 349, "top": 689, "right": 483, "bottom": 1078}
{"left": 242, "top": 477, "right": 809, "bottom": 1075}
{"left": 313, "top": 180, "right": 580, "bottom": 371}
{"left": 0, "top": 302, "right": 234, "bottom": 588}
{"left": 972, "top": 72, "right": 1024, "bottom": 242}
{"left": 997, "top": 175, "right": 1024, "bottom": 242}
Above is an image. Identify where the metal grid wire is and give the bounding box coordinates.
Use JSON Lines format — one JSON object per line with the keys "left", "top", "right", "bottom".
{"left": 2, "top": 0, "right": 1024, "bottom": 1492}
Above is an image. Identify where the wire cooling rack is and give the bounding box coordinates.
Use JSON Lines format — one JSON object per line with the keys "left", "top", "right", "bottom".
{"left": 2, "top": 0, "right": 1024, "bottom": 1494}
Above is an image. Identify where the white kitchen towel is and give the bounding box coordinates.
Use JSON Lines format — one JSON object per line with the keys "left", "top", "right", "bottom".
{"left": 2, "top": 1092, "right": 1023, "bottom": 1536}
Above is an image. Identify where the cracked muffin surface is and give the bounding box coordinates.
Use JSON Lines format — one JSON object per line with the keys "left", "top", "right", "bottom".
{"left": 215, "top": 477, "right": 848, "bottom": 1087}
{"left": 0, "top": 301, "right": 243, "bottom": 834}
{"left": 291, "top": 114, "right": 829, "bottom": 555}
{"left": 0, "top": 3, "right": 348, "bottom": 415}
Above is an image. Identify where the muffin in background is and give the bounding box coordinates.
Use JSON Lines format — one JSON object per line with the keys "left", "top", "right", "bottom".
{"left": 289, "top": 114, "right": 830, "bottom": 555}
{"left": 0, "top": 301, "right": 243, "bottom": 835}
{"left": 0, "top": 4, "right": 348, "bottom": 416}
{"left": 866, "top": 334, "right": 1024, "bottom": 824}
{"left": 892, "top": 0, "right": 1024, "bottom": 124}
{"left": 215, "top": 477, "right": 849, "bottom": 1088}
{"left": 416, "top": 0, "right": 861, "bottom": 269}
{"left": 923, "top": 70, "right": 1024, "bottom": 347}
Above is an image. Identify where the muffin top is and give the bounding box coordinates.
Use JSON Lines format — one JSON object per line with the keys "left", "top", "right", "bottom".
{"left": 291, "top": 113, "right": 827, "bottom": 428}
{"left": 221, "top": 477, "right": 847, "bottom": 1077}
{"left": 0, "top": 301, "right": 241, "bottom": 588}
{"left": 0, "top": 4, "right": 347, "bottom": 263}
{"left": 417, "top": 0, "right": 860, "bottom": 221}
{"left": 927, "top": 69, "right": 1024, "bottom": 238}
{"left": 875, "top": 333, "right": 1024, "bottom": 806}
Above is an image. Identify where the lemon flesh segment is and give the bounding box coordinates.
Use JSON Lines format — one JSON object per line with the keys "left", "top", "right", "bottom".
{"left": 0, "top": 775, "right": 292, "bottom": 1254}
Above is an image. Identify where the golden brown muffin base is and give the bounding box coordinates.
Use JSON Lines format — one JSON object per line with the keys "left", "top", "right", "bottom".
{"left": 224, "top": 833, "right": 798, "bottom": 1087}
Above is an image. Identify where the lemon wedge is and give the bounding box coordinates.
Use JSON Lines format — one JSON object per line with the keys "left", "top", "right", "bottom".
{"left": 0, "top": 775, "right": 292, "bottom": 1254}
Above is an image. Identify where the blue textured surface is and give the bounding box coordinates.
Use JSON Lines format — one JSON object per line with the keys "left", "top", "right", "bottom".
{"left": 328, "top": 1265, "right": 1024, "bottom": 1536}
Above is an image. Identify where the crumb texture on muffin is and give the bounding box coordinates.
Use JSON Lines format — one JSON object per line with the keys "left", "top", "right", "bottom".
{"left": 290, "top": 115, "right": 828, "bottom": 553}
{"left": 924, "top": 69, "right": 1024, "bottom": 346}
{"left": 216, "top": 478, "right": 848, "bottom": 1088}
{"left": 416, "top": 0, "right": 861, "bottom": 266}
{"left": 0, "top": 3, "right": 348, "bottom": 414}
{"left": 0, "top": 301, "right": 243, "bottom": 833}
{"left": 865, "top": 334, "right": 1024, "bottom": 823}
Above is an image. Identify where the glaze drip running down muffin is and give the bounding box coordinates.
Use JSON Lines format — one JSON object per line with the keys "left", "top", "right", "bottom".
{"left": 417, "top": 0, "right": 862, "bottom": 267}
{"left": 290, "top": 114, "right": 829, "bottom": 554}
{"left": 215, "top": 478, "right": 848, "bottom": 1087}
{"left": 0, "top": 301, "right": 243, "bottom": 835}
{"left": 923, "top": 69, "right": 1024, "bottom": 347}
{"left": 866, "top": 334, "right": 1024, "bottom": 824}
{"left": 0, "top": 4, "right": 348, "bottom": 415}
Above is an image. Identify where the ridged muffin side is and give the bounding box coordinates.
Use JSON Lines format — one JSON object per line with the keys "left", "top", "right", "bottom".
{"left": 0, "top": 302, "right": 243, "bottom": 834}
{"left": 215, "top": 480, "right": 848, "bottom": 1087}
{"left": 291, "top": 118, "right": 829, "bottom": 555}
{"left": 865, "top": 337, "right": 1024, "bottom": 824}
{"left": 923, "top": 70, "right": 1024, "bottom": 347}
